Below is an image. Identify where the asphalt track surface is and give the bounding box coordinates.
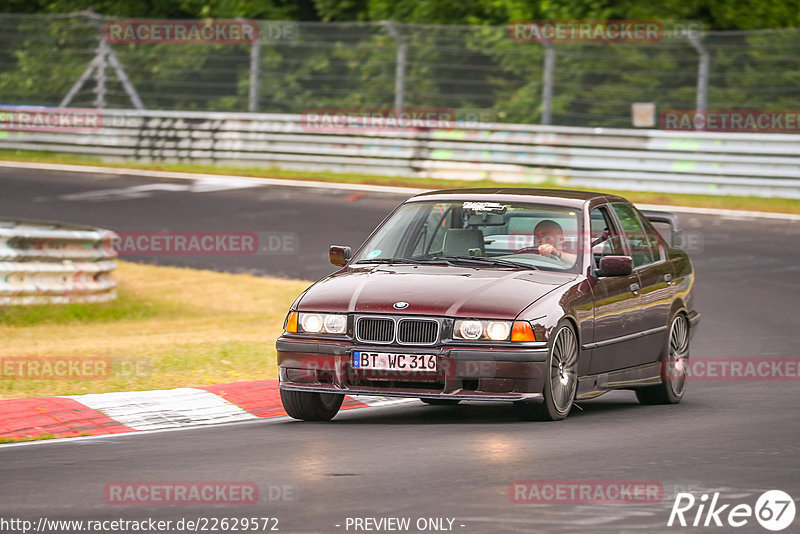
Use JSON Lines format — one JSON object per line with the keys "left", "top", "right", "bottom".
{"left": 1, "top": 167, "right": 799, "bottom": 533}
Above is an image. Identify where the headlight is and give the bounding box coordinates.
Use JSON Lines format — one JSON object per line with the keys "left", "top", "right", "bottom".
{"left": 323, "top": 314, "right": 346, "bottom": 334}
{"left": 454, "top": 319, "right": 511, "bottom": 341}
{"left": 300, "top": 313, "right": 324, "bottom": 333}
{"left": 486, "top": 321, "right": 511, "bottom": 341}
{"left": 459, "top": 320, "right": 483, "bottom": 339}
{"left": 285, "top": 311, "right": 348, "bottom": 335}
{"left": 453, "top": 319, "right": 535, "bottom": 342}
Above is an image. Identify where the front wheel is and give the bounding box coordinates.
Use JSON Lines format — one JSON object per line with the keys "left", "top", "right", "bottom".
{"left": 515, "top": 321, "right": 578, "bottom": 421}
{"left": 636, "top": 313, "right": 689, "bottom": 405}
{"left": 280, "top": 389, "right": 343, "bottom": 421}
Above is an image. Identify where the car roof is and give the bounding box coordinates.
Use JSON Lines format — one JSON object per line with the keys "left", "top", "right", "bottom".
{"left": 407, "top": 188, "right": 626, "bottom": 208}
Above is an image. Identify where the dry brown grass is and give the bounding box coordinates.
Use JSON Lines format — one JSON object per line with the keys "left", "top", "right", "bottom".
{"left": 0, "top": 261, "right": 312, "bottom": 398}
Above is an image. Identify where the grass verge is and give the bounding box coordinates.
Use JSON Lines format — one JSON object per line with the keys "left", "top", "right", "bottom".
{"left": 1, "top": 149, "right": 798, "bottom": 214}
{"left": 0, "top": 260, "right": 311, "bottom": 399}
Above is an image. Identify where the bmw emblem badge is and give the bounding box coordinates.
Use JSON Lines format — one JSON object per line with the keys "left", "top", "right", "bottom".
{"left": 393, "top": 301, "right": 409, "bottom": 310}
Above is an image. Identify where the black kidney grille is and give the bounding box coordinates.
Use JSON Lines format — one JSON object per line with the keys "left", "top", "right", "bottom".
{"left": 397, "top": 319, "right": 439, "bottom": 344}
{"left": 357, "top": 317, "right": 395, "bottom": 343}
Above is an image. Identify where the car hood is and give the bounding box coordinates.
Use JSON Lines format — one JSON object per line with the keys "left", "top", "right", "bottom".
{"left": 297, "top": 264, "right": 576, "bottom": 318}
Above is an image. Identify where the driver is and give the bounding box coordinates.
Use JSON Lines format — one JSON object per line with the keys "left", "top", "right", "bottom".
{"left": 534, "top": 220, "right": 576, "bottom": 264}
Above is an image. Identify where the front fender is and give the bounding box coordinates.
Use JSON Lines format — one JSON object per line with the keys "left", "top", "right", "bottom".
{"left": 519, "top": 278, "right": 594, "bottom": 376}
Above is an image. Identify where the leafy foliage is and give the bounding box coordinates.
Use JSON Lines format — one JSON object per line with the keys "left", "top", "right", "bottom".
{"left": 0, "top": 1, "right": 797, "bottom": 125}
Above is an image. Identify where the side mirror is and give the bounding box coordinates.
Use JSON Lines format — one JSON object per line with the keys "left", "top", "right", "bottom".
{"left": 329, "top": 245, "right": 352, "bottom": 267}
{"left": 599, "top": 255, "right": 633, "bottom": 277}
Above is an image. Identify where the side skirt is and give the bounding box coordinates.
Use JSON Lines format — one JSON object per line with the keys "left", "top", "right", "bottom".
{"left": 575, "top": 362, "right": 662, "bottom": 400}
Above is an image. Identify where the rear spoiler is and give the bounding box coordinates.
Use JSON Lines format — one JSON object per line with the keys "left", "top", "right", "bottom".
{"left": 640, "top": 210, "right": 681, "bottom": 248}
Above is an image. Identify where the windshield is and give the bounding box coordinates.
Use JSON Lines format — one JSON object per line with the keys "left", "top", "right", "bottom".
{"left": 352, "top": 200, "right": 583, "bottom": 272}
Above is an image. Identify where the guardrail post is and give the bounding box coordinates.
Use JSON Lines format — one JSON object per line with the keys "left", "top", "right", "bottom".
{"left": 382, "top": 21, "right": 407, "bottom": 113}
{"left": 687, "top": 30, "right": 709, "bottom": 118}
{"left": 249, "top": 22, "right": 262, "bottom": 112}
{"left": 541, "top": 43, "right": 555, "bottom": 125}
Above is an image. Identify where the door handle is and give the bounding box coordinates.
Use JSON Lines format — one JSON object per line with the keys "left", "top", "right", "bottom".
{"left": 629, "top": 283, "right": 640, "bottom": 293}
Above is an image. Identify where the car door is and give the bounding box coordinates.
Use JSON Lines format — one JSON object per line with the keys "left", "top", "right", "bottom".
{"left": 587, "top": 204, "right": 644, "bottom": 374}
{"left": 610, "top": 202, "right": 673, "bottom": 366}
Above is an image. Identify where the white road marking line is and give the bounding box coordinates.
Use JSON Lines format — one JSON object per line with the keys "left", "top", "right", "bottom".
{"left": 0, "top": 160, "right": 423, "bottom": 195}
{"left": 0, "top": 415, "right": 282, "bottom": 449}
{"left": 58, "top": 177, "right": 264, "bottom": 201}
{"left": 62, "top": 388, "right": 258, "bottom": 431}
{"left": 2, "top": 159, "right": 796, "bottom": 220}
{"left": 60, "top": 183, "right": 189, "bottom": 201}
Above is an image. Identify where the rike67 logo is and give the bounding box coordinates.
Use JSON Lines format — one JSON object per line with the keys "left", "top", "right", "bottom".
{"left": 668, "top": 490, "right": 796, "bottom": 531}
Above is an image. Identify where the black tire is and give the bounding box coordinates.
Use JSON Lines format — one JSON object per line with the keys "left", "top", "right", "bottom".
{"left": 280, "top": 389, "right": 344, "bottom": 421}
{"left": 420, "top": 398, "right": 461, "bottom": 406}
{"left": 515, "top": 320, "right": 579, "bottom": 421}
{"left": 636, "top": 313, "right": 690, "bottom": 405}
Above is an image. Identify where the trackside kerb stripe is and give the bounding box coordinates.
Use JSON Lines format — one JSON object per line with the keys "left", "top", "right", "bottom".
{"left": 0, "top": 381, "right": 414, "bottom": 443}
{"left": 63, "top": 388, "right": 259, "bottom": 431}
{"left": 199, "top": 380, "right": 370, "bottom": 417}
{"left": 0, "top": 397, "right": 135, "bottom": 440}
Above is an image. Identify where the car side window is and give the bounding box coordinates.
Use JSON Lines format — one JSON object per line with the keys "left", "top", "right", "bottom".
{"left": 611, "top": 203, "right": 655, "bottom": 267}
{"left": 637, "top": 214, "right": 667, "bottom": 262}
{"left": 590, "top": 206, "right": 624, "bottom": 269}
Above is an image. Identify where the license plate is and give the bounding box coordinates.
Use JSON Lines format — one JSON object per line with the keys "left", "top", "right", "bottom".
{"left": 352, "top": 352, "right": 437, "bottom": 372}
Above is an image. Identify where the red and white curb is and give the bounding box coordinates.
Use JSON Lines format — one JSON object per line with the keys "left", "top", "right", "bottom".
{"left": 0, "top": 380, "right": 415, "bottom": 442}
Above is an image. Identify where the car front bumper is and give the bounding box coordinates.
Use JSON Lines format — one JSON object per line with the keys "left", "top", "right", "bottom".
{"left": 276, "top": 337, "right": 548, "bottom": 402}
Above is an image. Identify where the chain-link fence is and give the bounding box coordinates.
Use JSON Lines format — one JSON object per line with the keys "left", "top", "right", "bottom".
{"left": 0, "top": 11, "right": 798, "bottom": 128}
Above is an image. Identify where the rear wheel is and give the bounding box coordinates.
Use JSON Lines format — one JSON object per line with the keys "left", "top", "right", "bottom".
{"left": 636, "top": 313, "right": 689, "bottom": 405}
{"left": 280, "top": 389, "right": 343, "bottom": 421}
{"left": 515, "top": 321, "right": 578, "bottom": 421}
{"left": 420, "top": 398, "right": 460, "bottom": 406}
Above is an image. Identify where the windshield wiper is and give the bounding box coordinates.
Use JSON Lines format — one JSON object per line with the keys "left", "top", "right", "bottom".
{"left": 435, "top": 256, "right": 539, "bottom": 270}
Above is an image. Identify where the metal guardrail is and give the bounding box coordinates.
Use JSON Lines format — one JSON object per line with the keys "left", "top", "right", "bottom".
{"left": 0, "top": 219, "right": 117, "bottom": 305}
{"left": 1, "top": 110, "right": 799, "bottom": 198}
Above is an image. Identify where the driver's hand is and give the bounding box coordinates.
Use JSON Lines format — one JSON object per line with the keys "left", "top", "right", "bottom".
{"left": 538, "top": 243, "right": 559, "bottom": 257}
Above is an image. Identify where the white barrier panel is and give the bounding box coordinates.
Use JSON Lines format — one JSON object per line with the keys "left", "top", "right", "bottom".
{"left": 1, "top": 110, "right": 800, "bottom": 198}
{"left": 0, "top": 220, "right": 117, "bottom": 305}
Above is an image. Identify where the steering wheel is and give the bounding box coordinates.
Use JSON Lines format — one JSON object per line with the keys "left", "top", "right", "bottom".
{"left": 512, "top": 245, "right": 543, "bottom": 255}
{"left": 509, "top": 245, "right": 568, "bottom": 266}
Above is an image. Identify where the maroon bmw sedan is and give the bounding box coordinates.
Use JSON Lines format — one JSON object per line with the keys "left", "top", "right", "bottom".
{"left": 277, "top": 189, "right": 700, "bottom": 421}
